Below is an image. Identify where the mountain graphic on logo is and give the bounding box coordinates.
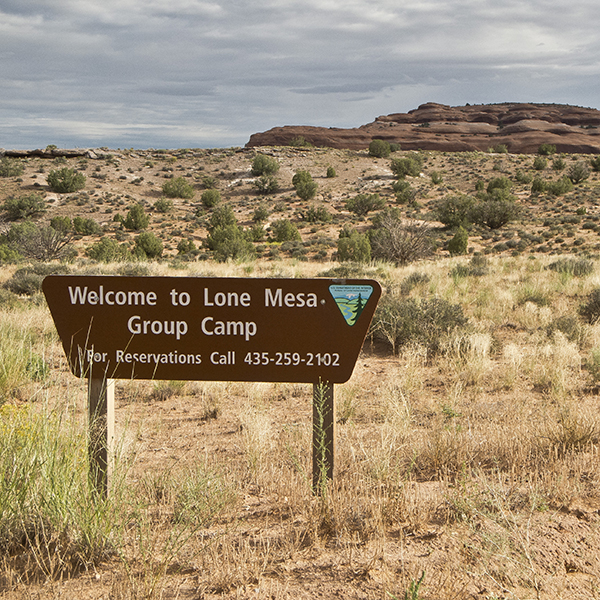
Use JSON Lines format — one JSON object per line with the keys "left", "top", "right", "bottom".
{"left": 329, "top": 285, "right": 374, "bottom": 326}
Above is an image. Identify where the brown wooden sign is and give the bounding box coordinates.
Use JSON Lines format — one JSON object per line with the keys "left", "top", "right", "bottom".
{"left": 43, "top": 276, "right": 381, "bottom": 384}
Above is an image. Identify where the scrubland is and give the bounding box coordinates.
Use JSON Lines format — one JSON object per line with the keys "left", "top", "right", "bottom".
{"left": 2, "top": 146, "right": 600, "bottom": 598}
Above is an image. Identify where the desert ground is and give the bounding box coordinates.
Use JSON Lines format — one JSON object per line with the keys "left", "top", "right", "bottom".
{"left": 2, "top": 145, "right": 600, "bottom": 599}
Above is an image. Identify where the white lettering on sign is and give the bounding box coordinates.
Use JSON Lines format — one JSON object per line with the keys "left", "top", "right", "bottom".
{"left": 264, "top": 288, "right": 318, "bottom": 308}
{"left": 68, "top": 286, "right": 157, "bottom": 306}
{"left": 201, "top": 317, "right": 257, "bottom": 341}
{"left": 203, "top": 288, "right": 251, "bottom": 307}
{"left": 127, "top": 316, "right": 188, "bottom": 340}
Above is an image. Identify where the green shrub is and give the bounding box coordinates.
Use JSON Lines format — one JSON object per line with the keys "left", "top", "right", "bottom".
{"left": 515, "top": 170, "right": 532, "bottom": 184}
{"left": 288, "top": 136, "right": 312, "bottom": 147}
{"left": 393, "top": 180, "right": 417, "bottom": 204}
{"left": 435, "top": 195, "right": 475, "bottom": 229}
{"left": 134, "top": 232, "right": 163, "bottom": 259}
{"left": 538, "top": 143, "right": 556, "bottom": 155}
{"left": 253, "top": 175, "right": 279, "bottom": 195}
{"left": 546, "top": 176, "right": 574, "bottom": 196}
{"left": 389, "top": 143, "right": 401, "bottom": 153}
{"left": 368, "top": 139, "right": 391, "bottom": 158}
{"left": 154, "top": 198, "right": 174, "bottom": 213}
{"left": 208, "top": 204, "right": 237, "bottom": 230}
{"left": 470, "top": 196, "right": 520, "bottom": 229}
{"left": 579, "top": 288, "right": 600, "bottom": 324}
{"left": 430, "top": 171, "right": 443, "bottom": 185}
{"left": 336, "top": 229, "right": 371, "bottom": 263}
{"left": 123, "top": 204, "right": 150, "bottom": 230}
{"left": 390, "top": 153, "right": 423, "bottom": 178}
{"left": 201, "top": 175, "right": 218, "bottom": 188}
{"left": 2, "top": 194, "right": 46, "bottom": 220}
{"left": 292, "top": 170, "right": 318, "bottom": 200}
{"left": 371, "top": 295, "right": 468, "bottom": 355}
{"left": 206, "top": 225, "right": 255, "bottom": 262}
{"left": 303, "top": 205, "right": 331, "bottom": 223}
{"left": 73, "top": 217, "right": 101, "bottom": 235}
{"left": 447, "top": 227, "right": 468, "bottom": 256}
{"left": 450, "top": 255, "right": 489, "bottom": 278}
{"left": 345, "top": 193, "right": 385, "bottom": 216}
{"left": 531, "top": 177, "right": 546, "bottom": 195}
{"left": 547, "top": 315, "right": 584, "bottom": 346}
{"left": 252, "top": 203, "right": 270, "bottom": 223}
{"left": 4, "top": 263, "right": 69, "bottom": 296}
{"left": 486, "top": 176, "right": 512, "bottom": 194}
{"left": 201, "top": 188, "right": 221, "bottom": 207}
{"left": 0, "top": 157, "right": 24, "bottom": 178}
{"left": 177, "top": 238, "right": 196, "bottom": 255}
{"left": 86, "top": 237, "right": 130, "bottom": 262}
{"left": 590, "top": 156, "right": 600, "bottom": 172}
{"left": 547, "top": 258, "right": 594, "bottom": 277}
{"left": 251, "top": 154, "right": 280, "bottom": 176}
{"left": 162, "top": 176, "right": 195, "bottom": 199}
{"left": 0, "top": 244, "right": 22, "bottom": 264}
{"left": 533, "top": 156, "right": 547, "bottom": 170}
{"left": 326, "top": 166, "right": 337, "bottom": 178}
{"left": 552, "top": 157, "right": 566, "bottom": 171}
{"left": 270, "top": 219, "right": 301, "bottom": 242}
{"left": 567, "top": 161, "right": 590, "bottom": 184}
{"left": 47, "top": 168, "right": 86, "bottom": 193}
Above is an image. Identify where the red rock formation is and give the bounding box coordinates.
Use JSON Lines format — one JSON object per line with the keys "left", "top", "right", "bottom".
{"left": 246, "top": 103, "right": 600, "bottom": 153}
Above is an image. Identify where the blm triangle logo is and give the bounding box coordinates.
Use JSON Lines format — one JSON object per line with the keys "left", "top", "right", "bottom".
{"left": 329, "top": 284, "right": 375, "bottom": 326}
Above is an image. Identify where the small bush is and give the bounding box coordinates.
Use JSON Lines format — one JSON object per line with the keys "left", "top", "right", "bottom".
{"left": 4, "top": 263, "right": 69, "bottom": 296}
{"left": 270, "top": 219, "right": 301, "bottom": 242}
{"left": 336, "top": 229, "right": 371, "bottom": 263}
{"left": 208, "top": 204, "right": 237, "bottom": 231}
{"left": 251, "top": 154, "right": 280, "bottom": 176}
{"left": 470, "top": 196, "right": 520, "bottom": 229}
{"left": 2, "top": 194, "right": 46, "bottom": 220}
{"left": 303, "top": 205, "right": 331, "bottom": 223}
{"left": 345, "top": 193, "right": 385, "bottom": 216}
{"left": 515, "top": 170, "right": 532, "bottom": 184}
{"left": 430, "top": 171, "right": 443, "bottom": 185}
{"left": 552, "top": 157, "right": 566, "bottom": 171}
{"left": 123, "top": 204, "right": 150, "bottom": 230}
{"left": 447, "top": 227, "right": 468, "bottom": 256}
{"left": 486, "top": 176, "right": 512, "bottom": 194}
{"left": 0, "top": 157, "right": 24, "bottom": 178}
{"left": 538, "top": 143, "right": 556, "bottom": 155}
{"left": 326, "top": 166, "right": 337, "bottom": 178}
{"left": 162, "top": 176, "right": 195, "bottom": 199}
{"left": 546, "top": 176, "right": 574, "bottom": 196}
{"left": 73, "top": 216, "right": 101, "bottom": 235}
{"left": 450, "top": 255, "right": 489, "bottom": 278}
{"left": 292, "top": 170, "right": 317, "bottom": 200}
{"left": 393, "top": 180, "right": 417, "bottom": 204}
{"left": 47, "top": 168, "right": 86, "bottom": 193}
{"left": 435, "top": 195, "right": 475, "bottom": 229}
{"left": 252, "top": 203, "right": 270, "bottom": 223}
{"left": 206, "top": 225, "right": 255, "bottom": 262}
{"left": 533, "top": 156, "right": 547, "bottom": 170}
{"left": 390, "top": 153, "right": 423, "bottom": 178}
{"left": 371, "top": 295, "right": 468, "bottom": 355}
{"left": 134, "top": 231, "right": 163, "bottom": 259}
{"left": 253, "top": 175, "right": 279, "bottom": 195}
{"left": 579, "top": 289, "right": 600, "bottom": 325}
{"left": 547, "top": 258, "right": 594, "bottom": 277}
{"left": 590, "top": 155, "right": 600, "bottom": 172}
{"left": 201, "top": 188, "right": 221, "bottom": 207}
{"left": 86, "top": 237, "right": 130, "bottom": 262}
{"left": 368, "top": 139, "right": 391, "bottom": 158}
{"left": 154, "top": 198, "right": 174, "bottom": 213}
{"left": 567, "top": 161, "right": 590, "bottom": 184}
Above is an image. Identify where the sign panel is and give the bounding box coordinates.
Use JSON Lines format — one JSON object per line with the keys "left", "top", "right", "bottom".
{"left": 43, "top": 276, "right": 381, "bottom": 383}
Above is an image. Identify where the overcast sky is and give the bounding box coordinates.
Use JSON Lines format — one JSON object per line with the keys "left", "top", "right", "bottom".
{"left": 1, "top": 0, "right": 599, "bottom": 150}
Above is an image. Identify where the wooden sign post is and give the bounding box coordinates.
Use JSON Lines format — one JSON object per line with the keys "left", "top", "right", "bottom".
{"left": 43, "top": 276, "right": 381, "bottom": 497}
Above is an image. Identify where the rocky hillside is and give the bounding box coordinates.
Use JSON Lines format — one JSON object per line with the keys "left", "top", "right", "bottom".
{"left": 247, "top": 102, "right": 600, "bottom": 154}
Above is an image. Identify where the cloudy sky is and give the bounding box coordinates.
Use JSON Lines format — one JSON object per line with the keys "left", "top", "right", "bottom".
{"left": 1, "top": 0, "right": 599, "bottom": 150}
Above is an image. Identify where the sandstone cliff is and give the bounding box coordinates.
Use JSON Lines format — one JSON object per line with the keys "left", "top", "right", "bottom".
{"left": 246, "top": 102, "right": 600, "bottom": 153}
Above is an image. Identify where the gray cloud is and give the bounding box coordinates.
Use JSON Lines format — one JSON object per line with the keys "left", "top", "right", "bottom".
{"left": 1, "top": 0, "right": 599, "bottom": 148}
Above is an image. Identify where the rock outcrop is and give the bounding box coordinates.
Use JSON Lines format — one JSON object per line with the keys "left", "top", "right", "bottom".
{"left": 246, "top": 103, "right": 600, "bottom": 153}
